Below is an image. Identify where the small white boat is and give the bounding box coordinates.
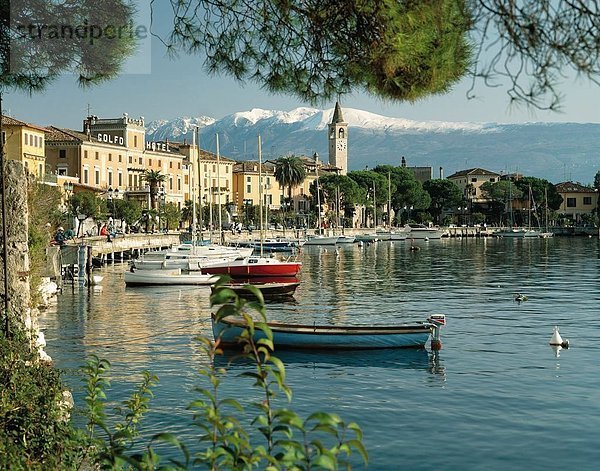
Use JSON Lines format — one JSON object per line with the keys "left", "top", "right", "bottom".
{"left": 303, "top": 235, "right": 340, "bottom": 245}
{"left": 90, "top": 274, "right": 104, "bottom": 285}
{"left": 124, "top": 268, "right": 217, "bottom": 286}
{"left": 405, "top": 224, "right": 445, "bottom": 239}
{"left": 336, "top": 235, "right": 356, "bottom": 244}
{"left": 495, "top": 228, "right": 540, "bottom": 238}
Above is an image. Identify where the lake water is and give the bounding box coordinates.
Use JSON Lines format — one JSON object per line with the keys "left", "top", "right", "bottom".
{"left": 39, "top": 237, "right": 600, "bottom": 470}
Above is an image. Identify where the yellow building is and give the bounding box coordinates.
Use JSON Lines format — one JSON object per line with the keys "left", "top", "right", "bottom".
{"left": 1, "top": 115, "right": 47, "bottom": 179}
{"left": 447, "top": 167, "right": 501, "bottom": 203}
{"left": 45, "top": 114, "right": 187, "bottom": 209}
{"left": 555, "top": 181, "right": 598, "bottom": 222}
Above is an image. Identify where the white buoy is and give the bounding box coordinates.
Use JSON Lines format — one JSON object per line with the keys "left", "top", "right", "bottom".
{"left": 549, "top": 326, "right": 569, "bottom": 348}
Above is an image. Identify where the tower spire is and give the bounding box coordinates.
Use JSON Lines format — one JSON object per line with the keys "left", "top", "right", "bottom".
{"left": 331, "top": 101, "right": 345, "bottom": 124}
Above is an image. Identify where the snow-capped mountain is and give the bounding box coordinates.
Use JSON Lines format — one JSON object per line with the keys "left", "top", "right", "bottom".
{"left": 146, "top": 107, "right": 600, "bottom": 184}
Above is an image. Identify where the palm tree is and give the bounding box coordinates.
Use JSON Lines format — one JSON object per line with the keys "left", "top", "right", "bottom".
{"left": 141, "top": 170, "right": 167, "bottom": 210}
{"left": 274, "top": 156, "right": 306, "bottom": 230}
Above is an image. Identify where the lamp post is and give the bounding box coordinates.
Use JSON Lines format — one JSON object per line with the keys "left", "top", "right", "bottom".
{"left": 157, "top": 186, "right": 166, "bottom": 231}
{"left": 63, "top": 181, "right": 73, "bottom": 227}
{"left": 77, "top": 211, "right": 87, "bottom": 238}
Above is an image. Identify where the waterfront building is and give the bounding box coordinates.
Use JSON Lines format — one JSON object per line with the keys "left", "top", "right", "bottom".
{"left": 447, "top": 167, "right": 501, "bottom": 203}
{"left": 1, "top": 115, "right": 47, "bottom": 179}
{"left": 554, "top": 181, "right": 598, "bottom": 223}
{"left": 45, "top": 114, "right": 187, "bottom": 209}
{"left": 400, "top": 156, "right": 433, "bottom": 184}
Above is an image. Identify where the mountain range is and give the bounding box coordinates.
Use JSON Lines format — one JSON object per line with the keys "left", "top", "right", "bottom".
{"left": 146, "top": 107, "right": 600, "bottom": 185}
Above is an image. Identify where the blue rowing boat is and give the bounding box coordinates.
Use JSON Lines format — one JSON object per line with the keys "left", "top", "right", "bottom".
{"left": 212, "top": 314, "right": 446, "bottom": 350}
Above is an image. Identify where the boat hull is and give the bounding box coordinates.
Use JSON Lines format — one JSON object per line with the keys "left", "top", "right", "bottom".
{"left": 496, "top": 229, "right": 540, "bottom": 238}
{"left": 202, "top": 257, "right": 302, "bottom": 278}
{"left": 124, "top": 269, "right": 217, "bottom": 286}
{"left": 213, "top": 316, "right": 433, "bottom": 350}
{"left": 212, "top": 280, "right": 300, "bottom": 299}
{"left": 303, "top": 236, "right": 340, "bottom": 245}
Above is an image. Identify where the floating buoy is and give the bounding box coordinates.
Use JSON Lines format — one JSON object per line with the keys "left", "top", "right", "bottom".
{"left": 549, "top": 326, "right": 569, "bottom": 348}
{"left": 514, "top": 293, "right": 528, "bottom": 302}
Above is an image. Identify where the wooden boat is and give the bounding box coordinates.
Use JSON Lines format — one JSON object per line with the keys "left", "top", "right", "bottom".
{"left": 211, "top": 279, "right": 300, "bottom": 299}
{"left": 124, "top": 268, "right": 217, "bottom": 286}
{"left": 201, "top": 256, "right": 302, "bottom": 278}
{"left": 212, "top": 314, "right": 446, "bottom": 350}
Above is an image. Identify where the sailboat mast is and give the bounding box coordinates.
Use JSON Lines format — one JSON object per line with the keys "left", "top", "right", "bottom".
{"left": 373, "top": 180, "right": 376, "bottom": 228}
{"left": 388, "top": 172, "right": 391, "bottom": 229}
{"left": 196, "top": 126, "right": 203, "bottom": 242}
{"left": 216, "top": 133, "right": 223, "bottom": 244}
{"left": 191, "top": 129, "right": 197, "bottom": 249}
{"left": 315, "top": 154, "right": 322, "bottom": 234}
{"left": 258, "top": 135, "right": 264, "bottom": 257}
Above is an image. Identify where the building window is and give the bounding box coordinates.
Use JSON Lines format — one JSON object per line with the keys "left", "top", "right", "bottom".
{"left": 57, "top": 167, "right": 67, "bottom": 176}
{"left": 247, "top": 184, "right": 251, "bottom": 193}
{"left": 59, "top": 149, "right": 66, "bottom": 159}
{"left": 566, "top": 197, "right": 576, "bottom": 208}
{"left": 108, "top": 171, "right": 113, "bottom": 186}
{"left": 204, "top": 164, "right": 207, "bottom": 172}
{"left": 84, "top": 150, "right": 88, "bottom": 159}
{"left": 138, "top": 157, "right": 143, "bottom": 165}
{"left": 471, "top": 178, "right": 477, "bottom": 182}
{"left": 39, "top": 163, "right": 43, "bottom": 175}
{"left": 170, "top": 162, "right": 173, "bottom": 169}
{"left": 490, "top": 178, "right": 496, "bottom": 182}
{"left": 128, "top": 156, "right": 132, "bottom": 164}
{"left": 24, "top": 133, "right": 28, "bottom": 145}
{"left": 178, "top": 163, "right": 181, "bottom": 170}
{"left": 177, "top": 178, "right": 181, "bottom": 191}
{"left": 169, "top": 178, "right": 173, "bottom": 190}
{"left": 118, "top": 172, "right": 123, "bottom": 186}
{"left": 108, "top": 153, "right": 112, "bottom": 162}
{"left": 118, "top": 154, "right": 122, "bottom": 162}
{"left": 134, "top": 135, "right": 138, "bottom": 147}
{"left": 158, "top": 160, "right": 162, "bottom": 166}
{"left": 95, "top": 169, "right": 100, "bottom": 185}
{"left": 246, "top": 176, "right": 251, "bottom": 183}
{"left": 1, "top": 132, "right": 5, "bottom": 144}
{"left": 583, "top": 196, "right": 592, "bottom": 205}
{"left": 95, "top": 152, "right": 99, "bottom": 160}
{"left": 212, "top": 164, "right": 216, "bottom": 173}
{"left": 83, "top": 168, "right": 89, "bottom": 184}
{"left": 338, "top": 128, "right": 345, "bottom": 138}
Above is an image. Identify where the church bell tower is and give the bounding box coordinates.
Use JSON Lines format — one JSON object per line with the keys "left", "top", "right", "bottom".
{"left": 328, "top": 102, "right": 348, "bottom": 175}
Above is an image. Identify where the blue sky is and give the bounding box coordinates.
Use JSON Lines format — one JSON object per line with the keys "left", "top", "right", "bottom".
{"left": 7, "top": 2, "right": 600, "bottom": 130}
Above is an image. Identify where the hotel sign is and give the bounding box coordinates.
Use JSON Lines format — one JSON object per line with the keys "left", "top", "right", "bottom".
{"left": 146, "top": 141, "right": 172, "bottom": 152}
{"left": 95, "top": 133, "right": 125, "bottom": 146}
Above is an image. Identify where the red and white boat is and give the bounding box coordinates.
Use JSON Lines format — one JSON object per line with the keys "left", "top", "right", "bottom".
{"left": 201, "top": 256, "right": 302, "bottom": 278}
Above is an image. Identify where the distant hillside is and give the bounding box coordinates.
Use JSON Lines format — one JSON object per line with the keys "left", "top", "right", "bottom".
{"left": 146, "top": 107, "right": 600, "bottom": 184}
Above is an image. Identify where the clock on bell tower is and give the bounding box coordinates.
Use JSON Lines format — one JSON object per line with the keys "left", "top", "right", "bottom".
{"left": 328, "top": 101, "right": 348, "bottom": 175}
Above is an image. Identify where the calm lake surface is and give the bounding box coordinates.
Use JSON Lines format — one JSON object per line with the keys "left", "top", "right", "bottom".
{"left": 40, "top": 237, "right": 600, "bottom": 470}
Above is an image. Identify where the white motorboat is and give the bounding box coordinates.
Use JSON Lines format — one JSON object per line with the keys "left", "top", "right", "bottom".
{"left": 303, "top": 235, "right": 340, "bottom": 245}
{"left": 336, "top": 235, "right": 356, "bottom": 244}
{"left": 405, "top": 224, "right": 446, "bottom": 239}
{"left": 376, "top": 229, "right": 408, "bottom": 241}
{"left": 124, "top": 268, "right": 218, "bottom": 286}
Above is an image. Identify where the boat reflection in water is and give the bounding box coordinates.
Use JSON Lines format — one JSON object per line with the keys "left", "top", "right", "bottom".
{"left": 214, "top": 347, "right": 445, "bottom": 380}
{"left": 211, "top": 277, "right": 301, "bottom": 300}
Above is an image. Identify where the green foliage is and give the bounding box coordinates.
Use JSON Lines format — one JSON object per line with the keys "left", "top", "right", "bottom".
{"left": 374, "top": 165, "right": 432, "bottom": 214}
{"left": 68, "top": 191, "right": 104, "bottom": 221}
{"left": 423, "top": 179, "right": 463, "bottom": 224}
{"left": 512, "top": 176, "right": 562, "bottom": 211}
{"left": 160, "top": 201, "right": 182, "bottom": 230}
{"left": 142, "top": 170, "right": 167, "bottom": 211}
{"left": 27, "top": 182, "right": 62, "bottom": 304}
{"left": 114, "top": 198, "right": 143, "bottom": 227}
{"left": 0, "top": 326, "right": 80, "bottom": 470}
{"left": 2, "top": 1, "right": 137, "bottom": 92}
{"left": 160, "top": 0, "right": 471, "bottom": 104}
